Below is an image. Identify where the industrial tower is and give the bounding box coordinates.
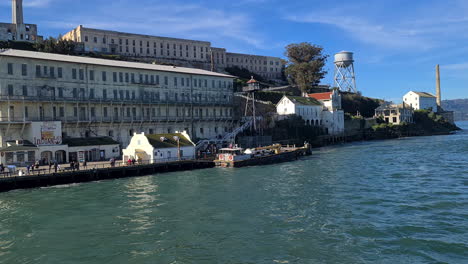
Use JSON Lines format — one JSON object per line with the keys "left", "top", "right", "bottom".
{"left": 333, "top": 51, "right": 357, "bottom": 93}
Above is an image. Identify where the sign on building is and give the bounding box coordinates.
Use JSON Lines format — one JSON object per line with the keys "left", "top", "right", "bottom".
{"left": 30, "top": 122, "right": 63, "bottom": 145}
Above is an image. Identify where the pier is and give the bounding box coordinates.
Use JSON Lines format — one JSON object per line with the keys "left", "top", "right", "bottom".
{"left": 0, "top": 160, "right": 214, "bottom": 193}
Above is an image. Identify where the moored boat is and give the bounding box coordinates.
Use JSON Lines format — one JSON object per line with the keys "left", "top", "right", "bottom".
{"left": 214, "top": 144, "right": 311, "bottom": 168}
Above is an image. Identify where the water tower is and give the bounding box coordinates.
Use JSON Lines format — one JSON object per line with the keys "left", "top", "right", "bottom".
{"left": 243, "top": 77, "right": 261, "bottom": 132}
{"left": 333, "top": 51, "right": 357, "bottom": 93}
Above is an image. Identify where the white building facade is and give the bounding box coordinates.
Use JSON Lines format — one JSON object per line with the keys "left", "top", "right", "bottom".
{"left": 403, "top": 91, "right": 438, "bottom": 112}
{"left": 276, "top": 92, "right": 345, "bottom": 135}
{"left": 61, "top": 26, "right": 284, "bottom": 82}
{"left": 122, "top": 131, "right": 195, "bottom": 163}
{"left": 0, "top": 49, "right": 235, "bottom": 163}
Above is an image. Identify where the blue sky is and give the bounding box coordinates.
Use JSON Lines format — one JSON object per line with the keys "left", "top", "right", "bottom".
{"left": 2, "top": 0, "right": 468, "bottom": 101}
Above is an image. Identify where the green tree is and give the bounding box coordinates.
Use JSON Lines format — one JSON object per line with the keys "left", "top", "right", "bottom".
{"left": 284, "top": 42, "right": 328, "bottom": 94}
{"left": 34, "top": 37, "right": 77, "bottom": 55}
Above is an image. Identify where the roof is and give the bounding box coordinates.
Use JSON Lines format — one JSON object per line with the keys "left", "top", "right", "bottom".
{"left": 0, "top": 145, "right": 38, "bottom": 152}
{"left": 0, "top": 49, "right": 234, "bottom": 78}
{"left": 0, "top": 140, "right": 38, "bottom": 152}
{"left": 411, "top": 91, "right": 436, "bottom": 98}
{"left": 63, "top": 137, "right": 119, "bottom": 147}
{"left": 308, "top": 92, "right": 333, "bottom": 101}
{"left": 146, "top": 133, "right": 195, "bottom": 149}
{"left": 284, "top": 96, "right": 322, "bottom": 106}
{"left": 247, "top": 77, "right": 258, "bottom": 84}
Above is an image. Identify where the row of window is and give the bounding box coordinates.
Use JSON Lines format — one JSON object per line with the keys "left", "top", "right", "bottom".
{"left": 8, "top": 105, "right": 233, "bottom": 119}
{"left": 4, "top": 84, "right": 231, "bottom": 103}
{"left": 228, "top": 57, "right": 281, "bottom": 66}
{"left": 84, "top": 35, "right": 209, "bottom": 52}
{"left": 6, "top": 63, "right": 233, "bottom": 90}
{"left": 226, "top": 64, "right": 281, "bottom": 73}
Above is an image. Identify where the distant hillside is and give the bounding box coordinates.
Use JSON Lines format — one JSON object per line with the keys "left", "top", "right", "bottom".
{"left": 442, "top": 99, "right": 468, "bottom": 121}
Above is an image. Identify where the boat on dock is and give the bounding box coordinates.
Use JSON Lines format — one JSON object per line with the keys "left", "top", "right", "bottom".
{"left": 214, "top": 144, "right": 311, "bottom": 168}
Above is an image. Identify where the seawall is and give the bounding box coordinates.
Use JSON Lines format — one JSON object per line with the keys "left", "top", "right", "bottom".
{"left": 0, "top": 160, "right": 214, "bottom": 193}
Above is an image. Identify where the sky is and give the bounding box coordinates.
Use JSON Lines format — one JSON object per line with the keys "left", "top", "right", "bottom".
{"left": 1, "top": 0, "right": 468, "bottom": 101}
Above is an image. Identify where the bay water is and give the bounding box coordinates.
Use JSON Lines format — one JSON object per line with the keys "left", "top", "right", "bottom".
{"left": 1, "top": 122, "right": 467, "bottom": 263}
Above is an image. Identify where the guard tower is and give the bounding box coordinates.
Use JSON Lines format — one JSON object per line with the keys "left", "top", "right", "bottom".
{"left": 243, "top": 77, "right": 261, "bottom": 132}
{"left": 334, "top": 51, "right": 357, "bottom": 93}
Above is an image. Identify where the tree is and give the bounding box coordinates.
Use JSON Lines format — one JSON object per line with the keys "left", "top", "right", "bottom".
{"left": 284, "top": 43, "right": 328, "bottom": 95}
{"left": 34, "top": 37, "right": 77, "bottom": 55}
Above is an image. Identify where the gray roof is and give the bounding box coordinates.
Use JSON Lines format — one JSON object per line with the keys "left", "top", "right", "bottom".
{"left": 412, "top": 91, "right": 436, "bottom": 98}
{"left": 283, "top": 95, "right": 322, "bottom": 106}
{"left": 0, "top": 49, "right": 234, "bottom": 78}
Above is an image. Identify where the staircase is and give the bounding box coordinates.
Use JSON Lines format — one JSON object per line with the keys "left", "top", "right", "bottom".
{"left": 195, "top": 118, "right": 256, "bottom": 152}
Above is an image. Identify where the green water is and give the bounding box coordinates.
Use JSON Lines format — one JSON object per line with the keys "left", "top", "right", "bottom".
{"left": 1, "top": 122, "right": 467, "bottom": 264}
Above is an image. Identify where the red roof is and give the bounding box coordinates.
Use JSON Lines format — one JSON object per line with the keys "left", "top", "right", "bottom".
{"left": 247, "top": 76, "right": 258, "bottom": 84}
{"left": 308, "top": 92, "right": 333, "bottom": 101}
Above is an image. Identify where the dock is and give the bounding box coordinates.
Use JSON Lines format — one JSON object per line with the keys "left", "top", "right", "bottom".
{"left": 0, "top": 160, "right": 214, "bottom": 193}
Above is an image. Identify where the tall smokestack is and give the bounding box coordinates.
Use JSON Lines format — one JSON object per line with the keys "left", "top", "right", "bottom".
{"left": 436, "top": 64, "right": 441, "bottom": 107}
{"left": 12, "top": 0, "right": 24, "bottom": 25}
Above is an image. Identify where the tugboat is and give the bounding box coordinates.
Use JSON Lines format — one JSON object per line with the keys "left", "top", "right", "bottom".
{"left": 214, "top": 143, "right": 311, "bottom": 168}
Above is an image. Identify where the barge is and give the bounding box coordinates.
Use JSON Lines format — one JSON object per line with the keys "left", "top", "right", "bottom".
{"left": 214, "top": 144, "right": 311, "bottom": 168}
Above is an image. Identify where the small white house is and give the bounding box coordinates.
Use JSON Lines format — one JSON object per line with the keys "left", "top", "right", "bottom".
{"left": 122, "top": 131, "right": 196, "bottom": 163}
{"left": 276, "top": 93, "right": 345, "bottom": 135}
{"left": 403, "top": 91, "right": 438, "bottom": 112}
{"left": 277, "top": 95, "right": 323, "bottom": 126}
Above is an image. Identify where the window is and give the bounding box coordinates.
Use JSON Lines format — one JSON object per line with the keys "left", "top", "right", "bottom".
{"left": 85, "top": 36, "right": 88, "bottom": 42}
{"left": 174, "top": 77, "right": 178, "bottom": 87}
{"left": 164, "top": 76, "right": 168, "bottom": 85}
{"left": 79, "top": 69, "right": 84, "bottom": 80}
{"left": 59, "top": 107, "right": 64, "bottom": 117}
{"left": 113, "top": 72, "right": 117, "bottom": 82}
{"left": 7, "top": 85, "right": 13, "bottom": 96}
{"left": 89, "top": 89, "right": 95, "bottom": 99}
{"left": 102, "top": 71, "right": 107, "bottom": 82}
{"left": 24, "top": 106, "right": 29, "bottom": 118}
{"left": 22, "top": 85, "right": 27, "bottom": 96}
{"left": 72, "top": 69, "right": 77, "bottom": 79}
{"left": 50, "top": 67, "right": 55, "bottom": 78}
{"left": 156, "top": 75, "right": 160, "bottom": 85}
{"left": 108, "top": 130, "right": 114, "bottom": 137}
{"left": 125, "top": 73, "right": 129, "bottom": 82}
{"left": 93, "top": 37, "right": 97, "bottom": 43}
{"left": 102, "top": 89, "right": 107, "bottom": 99}
{"left": 90, "top": 107, "right": 96, "bottom": 117}
{"left": 119, "top": 72, "right": 123, "bottom": 82}
{"left": 58, "top": 87, "right": 63, "bottom": 97}
{"left": 58, "top": 67, "right": 63, "bottom": 78}
{"left": 89, "top": 70, "right": 94, "bottom": 81}
{"left": 131, "top": 73, "right": 135, "bottom": 83}
{"left": 21, "top": 64, "right": 27, "bottom": 76}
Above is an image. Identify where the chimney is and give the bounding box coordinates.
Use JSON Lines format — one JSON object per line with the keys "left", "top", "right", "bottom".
{"left": 436, "top": 64, "right": 441, "bottom": 107}
{"left": 12, "top": 0, "right": 24, "bottom": 25}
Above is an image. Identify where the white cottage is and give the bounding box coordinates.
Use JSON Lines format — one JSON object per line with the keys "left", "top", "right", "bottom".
{"left": 276, "top": 92, "right": 345, "bottom": 135}
{"left": 403, "top": 91, "right": 438, "bottom": 112}
{"left": 277, "top": 95, "right": 323, "bottom": 126}
{"left": 122, "top": 131, "right": 196, "bottom": 163}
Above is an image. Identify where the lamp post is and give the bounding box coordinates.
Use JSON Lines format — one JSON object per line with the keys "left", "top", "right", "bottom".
{"left": 173, "top": 136, "right": 180, "bottom": 161}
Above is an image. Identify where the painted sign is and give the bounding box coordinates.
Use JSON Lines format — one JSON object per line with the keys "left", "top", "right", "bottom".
{"left": 30, "top": 122, "right": 63, "bottom": 145}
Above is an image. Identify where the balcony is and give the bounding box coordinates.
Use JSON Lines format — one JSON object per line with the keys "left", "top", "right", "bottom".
{"left": 0, "top": 95, "right": 234, "bottom": 106}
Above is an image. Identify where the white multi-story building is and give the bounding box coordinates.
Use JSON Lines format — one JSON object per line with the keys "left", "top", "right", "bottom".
{"left": 0, "top": 49, "right": 235, "bottom": 165}
{"left": 61, "top": 26, "right": 284, "bottom": 82}
{"left": 225, "top": 52, "right": 284, "bottom": 81}
{"left": 403, "top": 91, "right": 438, "bottom": 112}
{"left": 276, "top": 90, "right": 345, "bottom": 135}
